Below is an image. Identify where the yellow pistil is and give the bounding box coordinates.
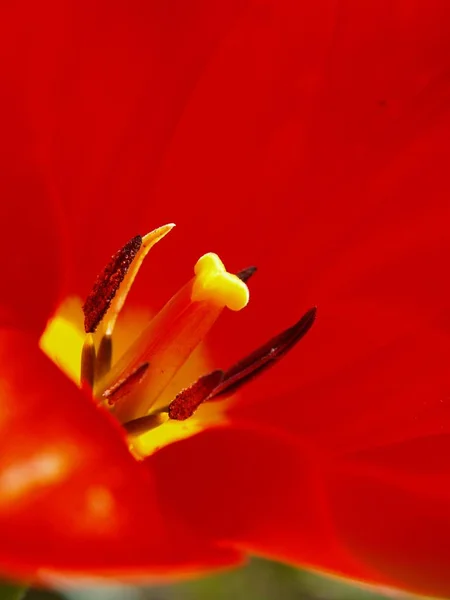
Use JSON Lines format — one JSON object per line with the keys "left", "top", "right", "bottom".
{"left": 192, "top": 253, "right": 249, "bottom": 311}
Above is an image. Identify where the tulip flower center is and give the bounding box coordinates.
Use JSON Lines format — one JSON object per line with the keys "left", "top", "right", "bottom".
{"left": 40, "top": 224, "right": 316, "bottom": 459}
{"left": 40, "top": 225, "right": 250, "bottom": 457}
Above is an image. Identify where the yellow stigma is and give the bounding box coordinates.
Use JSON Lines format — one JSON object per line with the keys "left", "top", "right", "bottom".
{"left": 191, "top": 253, "right": 249, "bottom": 311}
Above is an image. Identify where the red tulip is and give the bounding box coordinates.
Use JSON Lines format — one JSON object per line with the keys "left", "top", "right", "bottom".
{"left": 1, "top": 0, "right": 450, "bottom": 596}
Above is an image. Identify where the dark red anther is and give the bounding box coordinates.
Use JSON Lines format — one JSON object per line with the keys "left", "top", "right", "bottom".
{"left": 209, "top": 307, "right": 317, "bottom": 400}
{"left": 236, "top": 266, "right": 257, "bottom": 283}
{"left": 103, "top": 362, "right": 149, "bottom": 406}
{"left": 168, "top": 370, "right": 224, "bottom": 421}
{"left": 82, "top": 235, "right": 142, "bottom": 333}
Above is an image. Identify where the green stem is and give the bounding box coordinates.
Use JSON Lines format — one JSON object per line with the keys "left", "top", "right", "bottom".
{"left": 0, "top": 581, "right": 28, "bottom": 600}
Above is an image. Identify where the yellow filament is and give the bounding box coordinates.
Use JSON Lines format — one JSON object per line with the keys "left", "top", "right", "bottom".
{"left": 80, "top": 333, "right": 96, "bottom": 394}
{"left": 191, "top": 252, "right": 249, "bottom": 311}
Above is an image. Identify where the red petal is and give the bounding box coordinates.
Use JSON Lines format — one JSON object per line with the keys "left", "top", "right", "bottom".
{"left": 2, "top": 3, "right": 450, "bottom": 589}
{"left": 223, "top": 87, "right": 450, "bottom": 452}
{"left": 0, "top": 40, "right": 63, "bottom": 332}
{"left": 5, "top": 1, "right": 449, "bottom": 307}
{"left": 151, "top": 426, "right": 450, "bottom": 596}
{"left": 326, "top": 435, "right": 450, "bottom": 597}
{"left": 3, "top": 1, "right": 450, "bottom": 356}
{"left": 0, "top": 329, "right": 240, "bottom": 582}
{"left": 149, "top": 426, "right": 370, "bottom": 580}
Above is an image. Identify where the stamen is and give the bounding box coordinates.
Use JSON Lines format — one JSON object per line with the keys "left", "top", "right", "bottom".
{"left": 209, "top": 307, "right": 317, "bottom": 399}
{"left": 236, "top": 266, "right": 257, "bottom": 283}
{"left": 80, "top": 334, "right": 96, "bottom": 394}
{"left": 103, "top": 224, "right": 175, "bottom": 336}
{"left": 82, "top": 224, "right": 175, "bottom": 335}
{"left": 82, "top": 235, "right": 142, "bottom": 333}
{"left": 102, "top": 362, "right": 150, "bottom": 406}
{"left": 123, "top": 412, "right": 169, "bottom": 437}
{"left": 168, "top": 370, "right": 224, "bottom": 421}
{"left": 98, "top": 252, "right": 249, "bottom": 423}
{"left": 96, "top": 333, "right": 113, "bottom": 382}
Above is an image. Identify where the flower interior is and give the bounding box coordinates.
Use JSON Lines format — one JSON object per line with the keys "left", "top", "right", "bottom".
{"left": 40, "top": 224, "right": 316, "bottom": 459}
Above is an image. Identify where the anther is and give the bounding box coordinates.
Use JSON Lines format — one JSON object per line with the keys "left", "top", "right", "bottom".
{"left": 236, "top": 266, "right": 257, "bottom": 283}
{"left": 82, "top": 224, "right": 175, "bottom": 335}
{"left": 209, "top": 307, "right": 317, "bottom": 399}
{"left": 103, "top": 362, "right": 150, "bottom": 406}
{"left": 80, "top": 334, "right": 96, "bottom": 394}
{"left": 82, "top": 235, "right": 142, "bottom": 333}
{"left": 103, "top": 224, "right": 175, "bottom": 336}
{"left": 168, "top": 370, "right": 224, "bottom": 421}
